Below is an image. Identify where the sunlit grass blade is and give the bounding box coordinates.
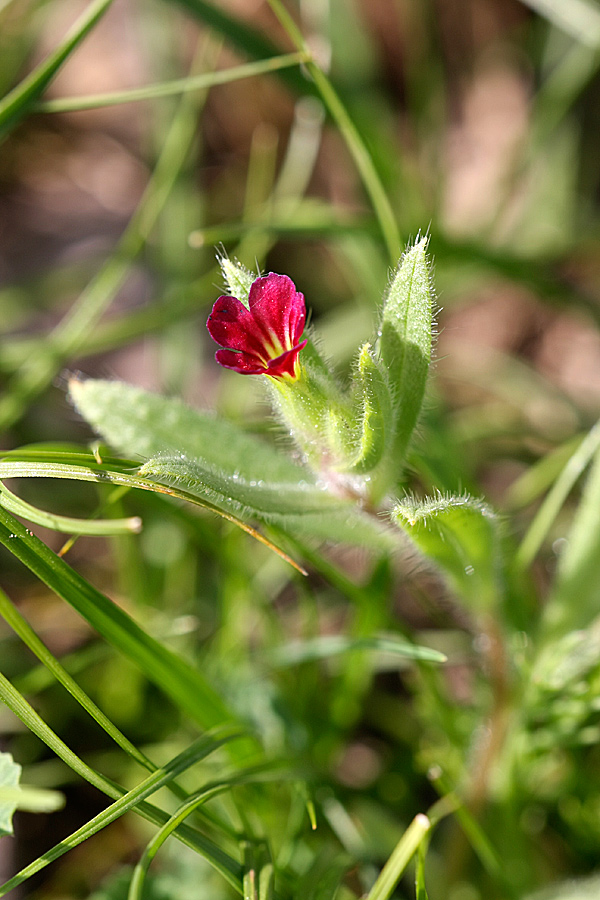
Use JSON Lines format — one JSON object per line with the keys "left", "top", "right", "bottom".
{"left": 0, "top": 0, "right": 113, "bottom": 139}
{"left": 0, "top": 723, "right": 243, "bottom": 897}
{"left": 128, "top": 772, "right": 272, "bottom": 900}
{"left": 168, "top": 0, "right": 315, "bottom": 97}
{"left": 515, "top": 418, "right": 600, "bottom": 570}
{"left": 366, "top": 814, "right": 431, "bottom": 900}
{"left": 0, "top": 505, "right": 243, "bottom": 733}
{"left": 35, "top": 52, "right": 308, "bottom": 113}
{"left": 518, "top": 0, "right": 600, "bottom": 46}
{"left": 0, "top": 457, "right": 306, "bottom": 573}
{"left": 268, "top": 634, "right": 446, "bottom": 667}
{"left": 541, "top": 442, "right": 600, "bottom": 638}
{"left": 0, "top": 586, "right": 156, "bottom": 774}
{"left": 0, "top": 479, "right": 141, "bottom": 536}
{"left": 0, "top": 670, "right": 243, "bottom": 892}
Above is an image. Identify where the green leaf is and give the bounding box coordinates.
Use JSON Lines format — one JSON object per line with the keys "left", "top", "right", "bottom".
{"left": 69, "top": 377, "right": 308, "bottom": 484}
{"left": 0, "top": 479, "right": 141, "bottom": 536}
{"left": 0, "top": 0, "right": 114, "bottom": 140}
{"left": 0, "top": 751, "right": 21, "bottom": 837}
{"left": 345, "top": 343, "right": 393, "bottom": 476}
{"left": 366, "top": 814, "right": 431, "bottom": 900}
{"left": 0, "top": 506, "right": 242, "bottom": 737}
{"left": 377, "top": 237, "right": 433, "bottom": 469}
{"left": 392, "top": 494, "right": 502, "bottom": 612}
{"left": 541, "top": 442, "right": 600, "bottom": 638}
{"left": 69, "top": 378, "right": 394, "bottom": 551}
{"left": 138, "top": 455, "right": 347, "bottom": 519}
{"left": 268, "top": 634, "right": 446, "bottom": 667}
{"left": 0, "top": 729, "right": 243, "bottom": 897}
{"left": 0, "top": 786, "right": 64, "bottom": 815}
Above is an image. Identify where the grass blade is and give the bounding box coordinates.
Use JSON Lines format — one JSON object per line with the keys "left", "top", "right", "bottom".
{"left": 0, "top": 670, "right": 243, "bottom": 892}
{"left": 0, "top": 479, "right": 141, "bottom": 536}
{"left": 366, "top": 814, "right": 431, "bottom": 900}
{"left": 0, "top": 720, "right": 242, "bottom": 897}
{"left": 0, "top": 505, "right": 241, "bottom": 734}
{"left": 0, "top": 0, "right": 114, "bottom": 139}
{"left": 35, "top": 52, "right": 308, "bottom": 113}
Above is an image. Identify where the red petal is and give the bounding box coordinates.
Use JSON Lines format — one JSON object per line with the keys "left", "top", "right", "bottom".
{"left": 266, "top": 339, "right": 308, "bottom": 379}
{"left": 207, "top": 296, "right": 271, "bottom": 359}
{"left": 248, "top": 274, "right": 306, "bottom": 350}
{"left": 215, "top": 348, "right": 267, "bottom": 375}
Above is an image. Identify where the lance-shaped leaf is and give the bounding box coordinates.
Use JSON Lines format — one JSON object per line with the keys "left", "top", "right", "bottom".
{"left": 343, "top": 342, "right": 393, "bottom": 476}
{"left": 392, "top": 494, "right": 502, "bottom": 612}
{"left": 378, "top": 237, "right": 433, "bottom": 470}
{"left": 69, "top": 377, "right": 309, "bottom": 483}
{"left": 70, "top": 378, "right": 394, "bottom": 551}
{"left": 0, "top": 751, "right": 21, "bottom": 837}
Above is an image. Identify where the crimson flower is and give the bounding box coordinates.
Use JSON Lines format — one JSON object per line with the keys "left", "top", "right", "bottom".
{"left": 207, "top": 272, "right": 308, "bottom": 380}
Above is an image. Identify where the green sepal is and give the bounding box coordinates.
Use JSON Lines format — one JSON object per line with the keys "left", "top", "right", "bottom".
{"left": 378, "top": 236, "right": 433, "bottom": 469}
{"left": 392, "top": 494, "right": 502, "bottom": 612}
{"left": 343, "top": 342, "right": 393, "bottom": 476}
{"left": 218, "top": 255, "right": 256, "bottom": 308}
{"left": 266, "top": 336, "right": 354, "bottom": 471}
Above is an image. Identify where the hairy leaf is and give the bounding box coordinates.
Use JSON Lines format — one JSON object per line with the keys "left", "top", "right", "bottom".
{"left": 392, "top": 494, "right": 502, "bottom": 612}
{"left": 378, "top": 237, "right": 433, "bottom": 469}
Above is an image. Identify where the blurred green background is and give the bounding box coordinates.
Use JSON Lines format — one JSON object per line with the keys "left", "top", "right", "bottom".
{"left": 1, "top": 0, "right": 600, "bottom": 898}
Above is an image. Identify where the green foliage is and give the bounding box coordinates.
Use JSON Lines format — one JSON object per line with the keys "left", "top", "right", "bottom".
{"left": 392, "top": 494, "right": 502, "bottom": 613}
{"left": 377, "top": 237, "right": 433, "bottom": 469}
{"left": 2, "top": 0, "right": 600, "bottom": 898}
{"left": 0, "top": 752, "right": 21, "bottom": 837}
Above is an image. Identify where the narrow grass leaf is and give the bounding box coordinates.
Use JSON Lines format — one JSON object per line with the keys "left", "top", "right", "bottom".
{"left": 0, "top": 506, "right": 239, "bottom": 732}
{"left": 0, "top": 479, "right": 141, "bottom": 536}
{"left": 0, "top": 0, "right": 113, "bottom": 139}
{"left": 0, "top": 728, "right": 242, "bottom": 897}
{"left": 168, "top": 0, "right": 316, "bottom": 98}
{"left": 366, "top": 814, "right": 431, "bottom": 900}
{"left": 0, "top": 672, "right": 243, "bottom": 893}
{"left": 266, "top": 0, "right": 401, "bottom": 262}
{"left": 35, "top": 52, "right": 307, "bottom": 112}
{"left": 392, "top": 494, "right": 502, "bottom": 612}
{"left": 516, "top": 418, "right": 600, "bottom": 570}
{"left": 415, "top": 842, "right": 430, "bottom": 900}
{"left": 0, "top": 585, "right": 158, "bottom": 774}
{"left": 0, "top": 457, "right": 306, "bottom": 572}
{"left": 128, "top": 776, "right": 262, "bottom": 900}
{"left": 268, "top": 634, "right": 446, "bottom": 667}
{"left": 542, "top": 443, "right": 600, "bottom": 638}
